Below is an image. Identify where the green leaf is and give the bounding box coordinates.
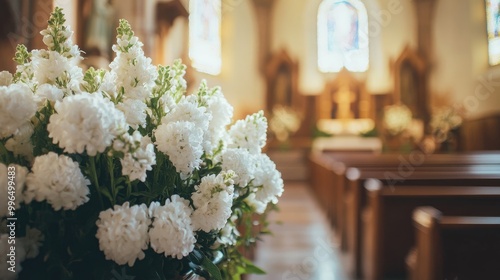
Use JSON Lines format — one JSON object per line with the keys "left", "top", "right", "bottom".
{"left": 240, "top": 257, "right": 265, "bottom": 275}
{"left": 201, "top": 254, "right": 222, "bottom": 280}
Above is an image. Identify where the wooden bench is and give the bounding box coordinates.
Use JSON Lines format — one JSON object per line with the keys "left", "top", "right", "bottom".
{"left": 344, "top": 168, "right": 500, "bottom": 278}
{"left": 363, "top": 183, "right": 500, "bottom": 280}
{"left": 409, "top": 207, "right": 500, "bottom": 280}
{"left": 309, "top": 152, "right": 500, "bottom": 235}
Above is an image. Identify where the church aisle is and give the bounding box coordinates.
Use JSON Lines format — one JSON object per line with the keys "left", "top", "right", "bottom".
{"left": 248, "top": 181, "right": 350, "bottom": 280}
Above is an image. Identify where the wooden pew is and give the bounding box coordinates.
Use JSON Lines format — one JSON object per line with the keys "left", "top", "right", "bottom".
{"left": 310, "top": 151, "right": 500, "bottom": 235}
{"left": 344, "top": 167, "right": 500, "bottom": 278}
{"left": 409, "top": 207, "right": 500, "bottom": 280}
{"left": 309, "top": 153, "right": 337, "bottom": 220}
{"left": 363, "top": 183, "right": 500, "bottom": 280}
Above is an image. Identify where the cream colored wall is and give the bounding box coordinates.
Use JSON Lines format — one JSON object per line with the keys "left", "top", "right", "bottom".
{"left": 192, "top": 0, "right": 263, "bottom": 120}
{"left": 271, "top": 0, "right": 416, "bottom": 95}
{"left": 431, "top": 0, "right": 500, "bottom": 118}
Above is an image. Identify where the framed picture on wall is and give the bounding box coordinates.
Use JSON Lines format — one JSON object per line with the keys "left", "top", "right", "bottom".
{"left": 486, "top": 0, "right": 500, "bottom": 66}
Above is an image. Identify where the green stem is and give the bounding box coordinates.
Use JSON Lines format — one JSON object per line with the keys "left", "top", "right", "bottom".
{"left": 107, "top": 156, "right": 116, "bottom": 204}
{"left": 0, "top": 141, "right": 9, "bottom": 163}
{"left": 126, "top": 179, "right": 132, "bottom": 199}
{"left": 89, "top": 156, "right": 104, "bottom": 209}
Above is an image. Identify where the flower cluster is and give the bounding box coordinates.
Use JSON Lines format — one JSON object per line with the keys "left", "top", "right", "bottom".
{"left": 0, "top": 8, "right": 283, "bottom": 280}
{"left": 383, "top": 104, "right": 413, "bottom": 136}
{"left": 430, "top": 107, "right": 463, "bottom": 143}
{"left": 269, "top": 105, "right": 302, "bottom": 142}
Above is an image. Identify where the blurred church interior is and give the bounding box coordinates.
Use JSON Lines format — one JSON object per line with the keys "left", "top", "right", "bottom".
{"left": 2, "top": 0, "right": 500, "bottom": 279}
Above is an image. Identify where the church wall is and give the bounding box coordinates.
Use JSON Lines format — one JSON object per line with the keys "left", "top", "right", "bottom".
{"left": 193, "top": 0, "right": 264, "bottom": 120}
{"left": 431, "top": 0, "right": 500, "bottom": 119}
{"left": 271, "top": 0, "right": 417, "bottom": 96}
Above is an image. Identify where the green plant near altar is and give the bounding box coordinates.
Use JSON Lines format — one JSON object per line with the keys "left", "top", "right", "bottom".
{"left": 0, "top": 8, "right": 283, "bottom": 280}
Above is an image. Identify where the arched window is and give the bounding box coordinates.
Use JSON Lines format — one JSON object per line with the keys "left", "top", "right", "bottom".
{"left": 189, "top": 0, "right": 222, "bottom": 75}
{"left": 317, "top": 0, "right": 369, "bottom": 72}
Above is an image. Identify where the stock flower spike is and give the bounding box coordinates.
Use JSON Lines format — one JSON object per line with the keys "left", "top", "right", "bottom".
{"left": 0, "top": 7, "right": 283, "bottom": 280}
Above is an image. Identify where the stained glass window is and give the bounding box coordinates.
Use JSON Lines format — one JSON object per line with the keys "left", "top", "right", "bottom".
{"left": 317, "top": 0, "right": 369, "bottom": 72}
{"left": 486, "top": 0, "right": 500, "bottom": 66}
{"left": 189, "top": 0, "right": 222, "bottom": 75}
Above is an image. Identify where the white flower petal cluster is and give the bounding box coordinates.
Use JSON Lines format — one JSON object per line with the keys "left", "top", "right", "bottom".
{"left": 31, "top": 49, "right": 83, "bottom": 93}
{"left": 48, "top": 92, "right": 127, "bottom": 156}
{"left": 253, "top": 154, "right": 284, "bottom": 206}
{"left": 0, "top": 71, "right": 13, "bottom": 86}
{"left": 110, "top": 21, "right": 157, "bottom": 101}
{"left": 228, "top": 110, "right": 267, "bottom": 154}
{"left": 0, "top": 163, "right": 29, "bottom": 217}
{"left": 155, "top": 121, "right": 203, "bottom": 178}
{"left": 5, "top": 122, "right": 34, "bottom": 161}
{"left": 96, "top": 202, "right": 150, "bottom": 266}
{"left": 25, "top": 152, "right": 90, "bottom": 211}
{"left": 383, "top": 104, "right": 413, "bottom": 136}
{"left": 119, "top": 132, "right": 156, "bottom": 182}
{"left": 18, "top": 226, "right": 44, "bottom": 259}
{"left": 220, "top": 148, "right": 256, "bottom": 187}
{"left": 202, "top": 87, "right": 233, "bottom": 155}
{"left": 215, "top": 219, "right": 239, "bottom": 247}
{"left": 431, "top": 107, "right": 463, "bottom": 142}
{"left": 0, "top": 84, "right": 37, "bottom": 139}
{"left": 117, "top": 99, "right": 148, "bottom": 129}
{"left": 149, "top": 195, "right": 195, "bottom": 259}
{"left": 34, "top": 83, "right": 64, "bottom": 105}
{"left": 191, "top": 172, "right": 235, "bottom": 232}
{"left": 39, "top": 18, "right": 81, "bottom": 59}
{"left": 269, "top": 105, "right": 301, "bottom": 142}
{"left": 244, "top": 193, "right": 267, "bottom": 214}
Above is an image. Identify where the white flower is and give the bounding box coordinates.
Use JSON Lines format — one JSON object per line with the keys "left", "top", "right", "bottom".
{"left": 31, "top": 49, "right": 83, "bottom": 93}
{"left": 269, "top": 105, "right": 301, "bottom": 142}
{"left": 0, "top": 163, "right": 29, "bottom": 217}
{"left": 96, "top": 202, "right": 150, "bottom": 266}
{"left": 220, "top": 148, "right": 256, "bottom": 187}
{"left": 0, "top": 71, "right": 13, "bottom": 86}
{"left": 117, "top": 99, "right": 148, "bottom": 129}
{"left": 203, "top": 89, "right": 233, "bottom": 155}
{"left": 162, "top": 95, "right": 210, "bottom": 131}
{"left": 228, "top": 111, "right": 267, "bottom": 154}
{"left": 191, "top": 172, "right": 234, "bottom": 232}
{"left": 0, "top": 233, "right": 26, "bottom": 279}
{"left": 25, "top": 152, "right": 90, "bottom": 211}
{"left": 18, "top": 226, "right": 44, "bottom": 259}
{"left": 154, "top": 121, "right": 203, "bottom": 178}
{"left": 110, "top": 22, "right": 157, "bottom": 101}
{"left": 5, "top": 122, "right": 34, "bottom": 161}
{"left": 34, "top": 83, "right": 64, "bottom": 105}
{"left": 120, "top": 133, "right": 156, "bottom": 182}
{"left": 215, "top": 221, "right": 239, "bottom": 247}
{"left": 431, "top": 107, "right": 463, "bottom": 142}
{"left": 149, "top": 195, "right": 196, "bottom": 259}
{"left": 0, "top": 84, "right": 37, "bottom": 139}
{"left": 244, "top": 193, "right": 267, "bottom": 214}
{"left": 48, "top": 92, "right": 127, "bottom": 156}
{"left": 383, "top": 104, "right": 413, "bottom": 135}
{"left": 253, "top": 154, "right": 284, "bottom": 205}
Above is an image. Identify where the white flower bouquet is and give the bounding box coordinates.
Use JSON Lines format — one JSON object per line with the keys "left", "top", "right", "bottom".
{"left": 382, "top": 104, "right": 413, "bottom": 136}
{"left": 0, "top": 8, "right": 283, "bottom": 280}
{"left": 430, "top": 107, "right": 462, "bottom": 143}
{"left": 269, "top": 105, "right": 301, "bottom": 143}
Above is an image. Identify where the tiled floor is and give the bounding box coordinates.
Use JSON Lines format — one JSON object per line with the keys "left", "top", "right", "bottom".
{"left": 248, "top": 181, "right": 350, "bottom": 280}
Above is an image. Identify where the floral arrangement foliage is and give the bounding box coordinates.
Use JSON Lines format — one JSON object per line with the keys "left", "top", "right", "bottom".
{"left": 0, "top": 8, "right": 284, "bottom": 280}
{"left": 430, "top": 107, "right": 463, "bottom": 143}
{"left": 268, "top": 105, "right": 301, "bottom": 142}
